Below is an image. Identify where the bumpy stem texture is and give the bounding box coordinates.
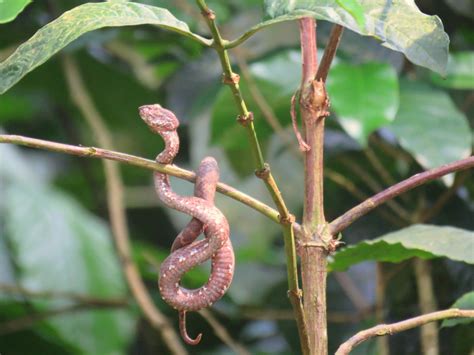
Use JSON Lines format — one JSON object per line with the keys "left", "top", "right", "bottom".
{"left": 139, "top": 104, "right": 235, "bottom": 344}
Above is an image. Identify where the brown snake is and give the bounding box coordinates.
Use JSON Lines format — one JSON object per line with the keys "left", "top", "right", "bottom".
{"left": 139, "top": 104, "right": 235, "bottom": 345}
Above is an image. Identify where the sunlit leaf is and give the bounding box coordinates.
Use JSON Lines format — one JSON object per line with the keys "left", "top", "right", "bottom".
{"left": 0, "top": 2, "right": 210, "bottom": 94}
{"left": 431, "top": 52, "right": 474, "bottom": 89}
{"left": 330, "top": 224, "right": 474, "bottom": 271}
{"left": 390, "top": 81, "right": 472, "bottom": 173}
{"left": 327, "top": 62, "right": 399, "bottom": 145}
{"left": 235, "top": 0, "right": 449, "bottom": 75}
{"left": 0, "top": 0, "right": 32, "bottom": 24}
{"left": 442, "top": 292, "right": 474, "bottom": 327}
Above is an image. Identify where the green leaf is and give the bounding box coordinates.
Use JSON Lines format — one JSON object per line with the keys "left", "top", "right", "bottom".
{"left": 442, "top": 292, "right": 474, "bottom": 327}
{"left": 431, "top": 52, "right": 474, "bottom": 89}
{"left": 336, "top": 0, "right": 365, "bottom": 28}
{"left": 236, "top": 0, "right": 449, "bottom": 75}
{"left": 330, "top": 224, "right": 474, "bottom": 271}
{"left": 0, "top": 2, "right": 210, "bottom": 94}
{"left": 0, "top": 145, "right": 135, "bottom": 354}
{"left": 326, "top": 62, "right": 399, "bottom": 145}
{"left": 390, "top": 81, "right": 472, "bottom": 172}
{"left": 0, "top": 0, "right": 32, "bottom": 24}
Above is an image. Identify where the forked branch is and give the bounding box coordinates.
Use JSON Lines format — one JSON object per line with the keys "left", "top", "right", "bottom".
{"left": 329, "top": 156, "right": 474, "bottom": 235}
{"left": 335, "top": 309, "right": 474, "bottom": 355}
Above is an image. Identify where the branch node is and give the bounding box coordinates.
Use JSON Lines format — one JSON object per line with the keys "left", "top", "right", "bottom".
{"left": 222, "top": 73, "right": 240, "bottom": 85}
{"left": 279, "top": 213, "right": 296, "bottom": 225}
{"left": 301, "top": 79, "right": 330, "bottom": 121}
{"left": 201, "top": 8, "right": 215, "bottom": 20}
{"left": 237, "top": 111, "right": 254, "bottom": 127}
{"left": 254, "top": 163, "right": 270, "bottom": 180}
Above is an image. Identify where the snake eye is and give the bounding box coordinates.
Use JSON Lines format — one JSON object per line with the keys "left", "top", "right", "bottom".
{"left": 139, "top": 104, "right": 179, "bottom": 131}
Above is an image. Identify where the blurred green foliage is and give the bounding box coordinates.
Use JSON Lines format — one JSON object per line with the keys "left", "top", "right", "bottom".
{"left": 0, "top": 0, "right": 473, "bottom": 354}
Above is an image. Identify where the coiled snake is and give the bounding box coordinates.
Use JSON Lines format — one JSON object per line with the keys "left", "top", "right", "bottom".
{"left": 139, "top": 104, "right": 235, "bottom": 345}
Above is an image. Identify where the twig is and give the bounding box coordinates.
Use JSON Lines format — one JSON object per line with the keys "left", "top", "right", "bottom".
{"left": 0, "top": 303, "right": 124, "bottom": 335}
{"left": 413, "top": 259, "right": 439, "bottom": 355}
{"left": 334, "top": 272, "right": 371, "bottom": 312}
{"left": 240, "top": 308, "right": 372, "bottom": 324}
{"left": 233, "top": 51, "right": 297, "bottom": 153}
{"left": 315, "top": 24, "right": 344, "bottom": 82}
{"left": 62, "top": 56, "right": 186, "bottom": 355}
{"left": 325, "top": 169, "right": 405, "bottom": 227}
{"left": 335, "top": 309, "right": 474, "bottom": 355}
{"left": 329, "top": 156, "right": 474, "bottom": 235}
{"left": 375, "top": 264, "right": 389, "bottom": 355}
{"left": 194, "top": 0, "right": 305, "bottom": 350}
{"left": 0, "top": 283, "right": 129, "bottom": 307}
{"left": 419, "top": 171, "right": 470, "bottom": 222}
{"left": 339, "top": 156, "right": 411, "bottom": 222}
{"left": 0, "top": 134, "right": 281, "bottom": 225}
{"left": 199, "top": 309, "right": 250, "bottom": 355}
{"left": 194, "top": 0, "right": 292, "bottom": 223}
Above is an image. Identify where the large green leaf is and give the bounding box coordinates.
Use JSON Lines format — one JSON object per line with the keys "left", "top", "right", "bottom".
{"left": 233, "top": 0, "right": 449, "bottom": 75}
{"left": 0, "top": 145, "right": 135, "bottom": 354}
{"left": 326, "top": 62, "right": 399, "bottom": 145}
{"left": 0, "top": 0, "right": 32, "bottom": 24}
{"left": 330, "top": 224, "right": 474, "bottom": 271}
{"left": 390, "top": 81, "right": 472, "bottom": 173}
{"left": 0, "top": 1, "right": 210, "bottom": 94}
{"left": 431, "top": 52, "right": 474, "bottom": 89}
{"left": 442, "top": 292, "right": 474, "bottom": 327}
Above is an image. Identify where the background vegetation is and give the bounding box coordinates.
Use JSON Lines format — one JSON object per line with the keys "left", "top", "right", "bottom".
{"left": 0, "top": 0, "right": 473, "bottom": 354}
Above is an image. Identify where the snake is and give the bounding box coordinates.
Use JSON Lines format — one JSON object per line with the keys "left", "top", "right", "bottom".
{"left": 139, "top": 104, "right": 235, "bottom": 345}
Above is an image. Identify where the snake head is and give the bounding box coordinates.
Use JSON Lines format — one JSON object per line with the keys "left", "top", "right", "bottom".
{"left": 139, "top": 104, "right": 179, "bottom": 132}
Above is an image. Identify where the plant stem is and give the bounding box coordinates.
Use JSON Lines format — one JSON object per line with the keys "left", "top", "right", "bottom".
{"left": 329, "top": 156, "right": 474, "bottom": 235}
{"left": 195, "top": 0, "right": 291, "bottom": 222}
{"left": 299, "top": 17, "right": 328, "bottom": 355}
{"left": 335, "top": 309, "right": 474, "bottom": 355}
{"left": 0, "top": 134, "right": 281, "bottom": 225}
{"left": 414, "top": 259, "right": 439, "bottom": 355}
{"left": 315, "top": 24, "right": 344, "bottom": 82}
{"left": 194, "top": 1, "right": 306, "bottom": 351}
{"left": 61, "top": 56, "right": 187, "bottom": 354}
{"left": 198, "top": 309, "right": 250, "bottom": 355}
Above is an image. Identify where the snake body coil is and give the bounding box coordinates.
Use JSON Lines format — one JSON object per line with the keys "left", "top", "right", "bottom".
{"left": 139, "top": 104, "right": 235, "bottom": 345}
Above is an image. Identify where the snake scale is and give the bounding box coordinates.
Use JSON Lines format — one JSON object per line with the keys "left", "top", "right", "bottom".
{"left": 139, "top": 104, "right": 235, "bottom": 345}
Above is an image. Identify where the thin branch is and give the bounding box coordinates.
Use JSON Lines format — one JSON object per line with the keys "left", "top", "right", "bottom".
{"left": 329, "top": 156, "right": 474, "bottom": 235}
{"left": 194, "top": 1, "right": 305, "bottom": 350}
{"left": 0, "top": 303, "right": 123, "bottom": 335}
{"left": 375, "top": 264, "right": 389, "bottom": 355}
{"left": 233, "top": 51, "right": 297, "bottom": 154}
{"left": 325, "top": 169, "right": 405, "bottom": 227}
{"left": 339, "top": 156, "right": 411, "bottom": 222}
{"left": 194, "top": 0, "right": 293, "bottom": 224}
{"left": 0, "top": 134, "right": 281, "bottom": 224}
{"left": 62, "top": 56, "right": 186, "bottom": 355}
{"left": 335, "top": 309, "right": 474, "bottom": 355}
{"left": 240, "top": 308, "right": 372, "bottom": 324}
{"left": 413, "top": 259, "right": 439, "bottom": 355}
{"left": 419, "top": 171, "right": 470, "bottom": 222}
{"left": 199, "top": 309, "right": 250, "bottom": 355}
{"left": 315, "top": 24, "right": 344, "bottom": 82}
{"left": 0, "top": 283, "right": 129, "bottom": 307}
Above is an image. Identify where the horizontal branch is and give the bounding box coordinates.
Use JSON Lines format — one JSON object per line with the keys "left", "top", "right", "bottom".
{"left": 329, "top": 156, "right": 474, "bottom": 235}
{"left": 335, "top": 309, "right": 474, "bottom": 355}
{"left": 0, "top": 134, "right": 280, "bottom": 224}
{"left": 0, "top": 283, "right": 128, "bottom": 307}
